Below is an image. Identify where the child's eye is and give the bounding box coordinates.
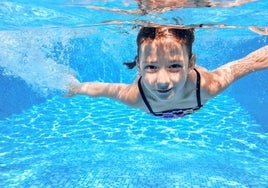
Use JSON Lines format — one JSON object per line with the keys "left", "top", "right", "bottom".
{"left": 144, "top": 65, "right": 159, "bottom": 73}
{"left": 168, "top": 64, "right": 182, "bottom": 72}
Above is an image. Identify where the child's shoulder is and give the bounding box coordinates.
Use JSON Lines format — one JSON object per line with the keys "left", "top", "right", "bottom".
{"left": 194, "top": 66, "right": 219, "bottom": 99}
{"left": 117, "top": 81, "right": 141, "bottom": 107}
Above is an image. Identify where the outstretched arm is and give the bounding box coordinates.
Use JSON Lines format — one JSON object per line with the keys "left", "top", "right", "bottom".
{"left": 66, "top": 80, "right": 140, "bottom": 105}
{"left": 205, "top": 45, "right": 268, "bottom": 96}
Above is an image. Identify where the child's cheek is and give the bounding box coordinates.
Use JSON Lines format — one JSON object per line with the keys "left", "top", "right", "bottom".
{"left": 143, "top": 74, "right": 156, "bottom": 86}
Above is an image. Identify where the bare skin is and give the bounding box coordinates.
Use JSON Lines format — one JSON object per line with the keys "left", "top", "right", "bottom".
{"left": 67, "top": 33, "right": 268, "bottom": 114}
{"left": 249, "top": 26, "right": 268, "bottom": 35}
{"left": 136, "top": 0, "right": 257, "bottom": 12}
{"left": 87, "top": 0, "right": 256, "bottom": 14}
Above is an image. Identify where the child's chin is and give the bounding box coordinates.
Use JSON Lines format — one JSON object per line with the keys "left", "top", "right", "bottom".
{"left": 156, "top": 92, "right": 174, "bottom": 101}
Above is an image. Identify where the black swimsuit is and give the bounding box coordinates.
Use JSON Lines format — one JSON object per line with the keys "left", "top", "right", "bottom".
{"left": 138, "top": 68, "right": 203, "bottom": 118}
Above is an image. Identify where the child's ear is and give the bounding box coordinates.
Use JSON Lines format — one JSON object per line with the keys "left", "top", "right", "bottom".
{"left": 189, "top": 54, "right": 196, "bottom": 69}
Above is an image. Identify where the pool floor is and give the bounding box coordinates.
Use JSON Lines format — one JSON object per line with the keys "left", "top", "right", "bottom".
{"left": 0, "top": 95, "right": 268, "bottom": 187}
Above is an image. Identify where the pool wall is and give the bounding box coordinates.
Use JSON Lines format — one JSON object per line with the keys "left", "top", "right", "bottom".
{"left": 227, "top": 38, "right": 268, "bottom": 127}
{"left": 0, "top": 69, "right": 46, "bottom": 119}
{"left": 195, "top": 31, "right": 268, "bottom": 127}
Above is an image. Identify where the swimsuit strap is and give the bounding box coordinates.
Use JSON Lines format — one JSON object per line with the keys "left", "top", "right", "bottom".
{"left": 137, "top": 77, "right": 158, "bottom": 116}
{"left": 193, "top": 68, "right": 202, "bottom": 108}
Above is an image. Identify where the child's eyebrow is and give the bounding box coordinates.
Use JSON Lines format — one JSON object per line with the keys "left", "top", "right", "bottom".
{"left": 144, "top": 60, "right": 158, "bottom": 64}
{"left": 169, "top": 60, "right": 183, "bottom": 63}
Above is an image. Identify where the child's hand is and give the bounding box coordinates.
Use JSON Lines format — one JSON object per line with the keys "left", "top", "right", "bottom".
{"left": 63, "top": 75, "right": 81, "bottom": 98}
{"left": 249, "top": 26, "right": 268, "bottom": 35}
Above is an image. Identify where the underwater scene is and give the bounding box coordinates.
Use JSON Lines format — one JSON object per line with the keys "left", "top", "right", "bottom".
{"left": 1, "top": 0, "right": 268, "bottom": 187}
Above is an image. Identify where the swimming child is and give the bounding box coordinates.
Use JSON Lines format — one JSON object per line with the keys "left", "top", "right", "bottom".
{"left": 67, "top": 26, "right": 268, "bottom": 118}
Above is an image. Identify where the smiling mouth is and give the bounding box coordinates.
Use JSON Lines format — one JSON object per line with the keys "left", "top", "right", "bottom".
{"left": 157, "top": 88, "right": 172, "bottom": 94}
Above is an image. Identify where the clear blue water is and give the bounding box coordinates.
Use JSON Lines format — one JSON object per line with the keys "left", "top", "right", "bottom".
{"left": 1, "top": 0, "right": 268, "bottom": 187}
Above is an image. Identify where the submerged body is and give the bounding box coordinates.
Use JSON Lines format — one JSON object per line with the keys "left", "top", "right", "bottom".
{"left": 67, "top": 27, "right": 268, "bottom": 118}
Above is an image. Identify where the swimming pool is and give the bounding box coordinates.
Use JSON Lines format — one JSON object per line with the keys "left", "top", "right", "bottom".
{"left": 1, "top": 0, "right": 268, "bottom": 187}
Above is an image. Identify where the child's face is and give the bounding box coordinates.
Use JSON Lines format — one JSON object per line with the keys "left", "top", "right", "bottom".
{"left": 138, "top": 37, "right": 194, "bottom": 100}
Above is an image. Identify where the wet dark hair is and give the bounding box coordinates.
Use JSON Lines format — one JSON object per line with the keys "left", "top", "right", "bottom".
{"left": 124, "top": 27, "right": 195, "bottom": 69}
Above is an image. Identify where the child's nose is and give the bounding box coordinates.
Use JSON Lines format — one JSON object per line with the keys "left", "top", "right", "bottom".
{"left": 157, "top": 69, "right": 170, "bottom": 89}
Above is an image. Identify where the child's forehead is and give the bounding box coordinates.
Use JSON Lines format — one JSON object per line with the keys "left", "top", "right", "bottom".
{"left": 140, "top": 38, "right": 186, "bottom": 54}
{"left": 141, "top": 36, "right": 184, "bottom": 47}
{"left": 139, "top": 39, "right": 189, "bottom": 63}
